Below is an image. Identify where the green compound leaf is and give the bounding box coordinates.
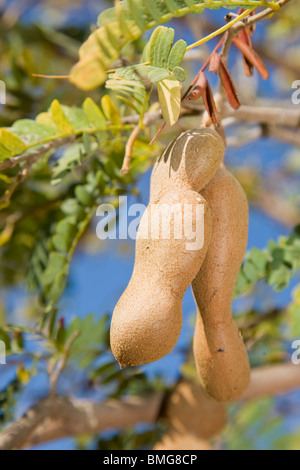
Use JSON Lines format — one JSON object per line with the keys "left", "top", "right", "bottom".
{"left": 0, "top": 97, "right": 121, "bottom": 166}
{"left": 70, "top": 0, "right": 279, "bottom": 90}
{"left": 235, "top": 225, "right": 300, "bottom": 298}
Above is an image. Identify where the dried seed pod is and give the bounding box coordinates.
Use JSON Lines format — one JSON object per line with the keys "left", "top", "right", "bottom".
{"left": 111, "top": 129, "right": 225, "bottom": 367}
{"left": 192, "top": 168, "right": 251, "bottom": 402}
{"left": 154, "top": 380, "right": 226, "bottom": 450}
{"left": 154, "top": 433, "right": 213, "bottom": 451}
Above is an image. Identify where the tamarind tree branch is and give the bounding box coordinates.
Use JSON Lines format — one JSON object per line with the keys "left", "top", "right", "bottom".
{"left": 239, "top": 0, "right": 293, "bottom": 30}
{"left": 242, "top": 363, "right": 300, "bottom": 401}
{"left": 124, "top": 102, "right": 300, "bottom": 129}
{"left": 124, "top": 102, "right": 300, "bottom": 149}
{"left": 0, "top": 393, "right": 163, "bottom": 451}
{"left": 0, "top": 136, "right": 76, "bottom": 173}
{"left": 221, "top": 0, "right": 292, "bottom": 60}
{"left": 1, "top": 100, "right": 299, "bottom": 196}
{"left": 1, "top": 363, "right": 299, "bottom": 450}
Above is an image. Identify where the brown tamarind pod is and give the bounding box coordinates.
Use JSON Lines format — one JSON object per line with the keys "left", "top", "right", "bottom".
{"left": 154, "top": 380, "right": 226, "bottom": 450}
{"left": 154, "top": 433, "right": 213, "bottom": 451}
{"left": 150, "top": 128, "right": 226, "bottom": 201}
{"left": 164, "top": 381, "right": 227, "bottom": 437}
{"left": 110, "top": 129, "right": 225, "bottom": 368}
{"left": 192, "top": 168, "right": 251, "bottom": 402}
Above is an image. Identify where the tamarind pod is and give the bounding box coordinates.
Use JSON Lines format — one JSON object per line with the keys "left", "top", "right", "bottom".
{"left": 162, "top": 381, "right": 227, "bottom": 439}
{"left": 150, "top": 128, "right": 226, "bottom": 202}
{"left": 111, "top": 190, "right": 212, "bottom": 368}
{"left": 111, "top": 129, "right": 225, "bottom": 368}
{"left": 192, "top": 168, "right": 251, "bottom": 402}
{"left": 154, "top": 432, "right": 213, "bottom": 451}
{"left": 154, "top": 380, "right": 227, "bottom": 450}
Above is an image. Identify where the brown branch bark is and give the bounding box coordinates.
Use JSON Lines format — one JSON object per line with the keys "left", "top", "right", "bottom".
{"left": 223, "top": 104, "right": 300, "bottom": 128}
{"left": 242, "top": 363, "right": 300, "bottom": 401}
{"left": 255, "top": 189, "right": 300, "bottom": 228}
{"left": 1, "top": 363, "right": 300, "bottom": 450}
{"left": 240, "top": 0, "right": 293, "bottom": 30}
{"left": 0, "top": 136, "right": 75, "bottom": 173}
{"left": 124, "top": 100, "right": 300, "bottom": 131}
{"left": 0, "top": 393, "right": 163, "bottom": 451}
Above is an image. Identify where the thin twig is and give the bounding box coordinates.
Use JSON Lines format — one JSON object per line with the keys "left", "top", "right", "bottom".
{"left": 0, "top": 164, "right": 29, "bottom": 209}
{"left": 32, "top": 74, "right": 70, "bottom": 80}
{"left": 121, "top": 125, "right": 142, "bottom": 174}
{"left": 185, "top": 8, "right": 256, "bottom": 51}
{"left": 221, "top": 0, "right": 292, "bottom": 59}
{"left": 50, "top": 331, "right": 80, "bottom": 395}
{"left": 0, "top": 136, "right": 76, "bottom": 208}
{"left": 0, "top": 136, "right": 75, "bottom": 172}
{"left": 239, "top": 0, "right": 292, "bottom": 30}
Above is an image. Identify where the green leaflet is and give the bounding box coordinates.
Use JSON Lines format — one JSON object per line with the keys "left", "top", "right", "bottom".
{"left": 0, "top": 98, "right": 120, "bottom": 164}
{"left": 28, "top": 200, "right": 96, "bottom": 306}
{"left": 70, "top": 0, "right": 279, "bottom": 90}
{"left": 235, "top": 225, "right": 300, "bottom": 298}
{"left": 113, "top": 65, "right": 171, "bottom": 83}
{"left": 168, "top": 39, "right": 188, "bottom": 70}
{"left": 173, "top": 66, "right": 186, "bottom": 81}
{"left": 107, "top": 28, "right": 186, "bottom": 127}
{"left": 62, "top": 314, "right": 110, "bottom": 368}
{"left": 27, "top": 150, "right": 137, "bottom": 308}
{"left": 149, "top": 27, "right": 162, "bottom": 66}
{"left": 83, "top": 98, "right": 106, "bottom": 129}
{"left": 12, "top": 120, "right": 57, "bottom": 146}
{"left": 106, "top": 78, "right": 149, "bottom": 115}
{"left": 127, "top": 0, "right": 148, "bottom": 30}
{"left": 153, "top": 27, "right": 175, "bottom": 68}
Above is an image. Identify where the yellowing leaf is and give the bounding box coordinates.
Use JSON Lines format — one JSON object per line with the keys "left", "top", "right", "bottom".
{"left": 50, "top": 100, "right": 74, "bottom": 135}
{"left": 0, "top": 143, "right": 12, "bottom": 161}
{"left": 70, "top": 50, "right": 108, "bottom": 91}
{"left": 36, "top": 112, "right": 57, "bottom": 128}
{"left": 157, "top": 79, "right": 181, "bottom": 126}
{"left": 83, "top": 98, "right": 106, "bottom": 129}
{"left": 0, "top": 129, "right": 26, "bottom": 155}
{"left": 70, "top": 23, "right": 125, "bottom": 90}
{"left": 101, "top": 95, "right": 121, "bottom": 125}
{"left": 0, "top": 223, "right": 14, "bottom": 247}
